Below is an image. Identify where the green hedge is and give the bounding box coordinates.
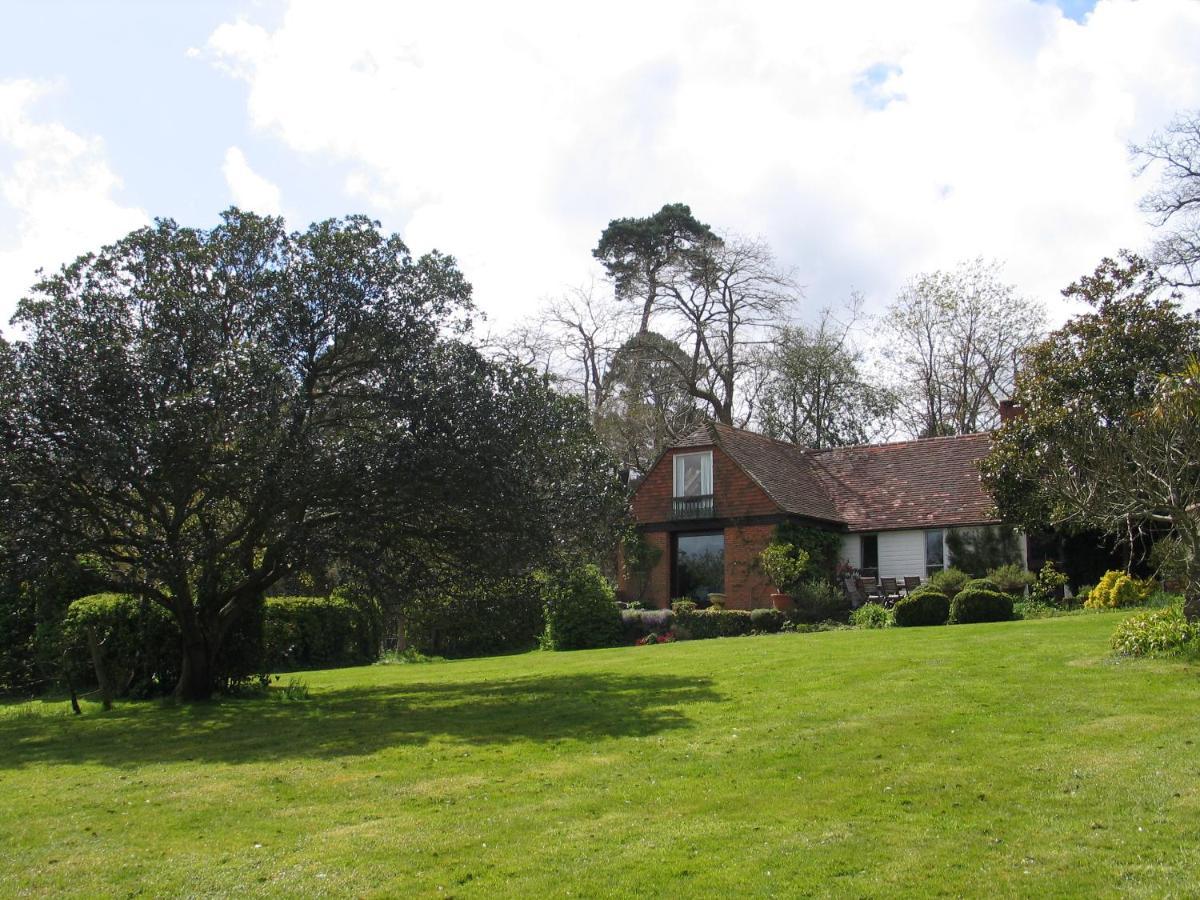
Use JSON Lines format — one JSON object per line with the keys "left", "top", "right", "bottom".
{"left": 60, "top": 591, "right": 382, "bottom": 696}
{"left": 62, "top": 593, "right": 268, "bottom": 695}
{"left": 402, "top": 578, "right": 542, "bottom": 659}
{"left": 60, "top": 593, "right": 180, "bottom": 696}
{"left": 673, "top": 608, "right": 753, "bottom": 640}
{"left": 893, "top": 589, "right": 950, "bottom": 627}
{"left": 1, "top": 558, "right": 105, "bottom": 696}
{"left": 949, "top": 588, "right": 1014, "bottom": 624}
{"left": 264, "top": 594, "right": 381, "bottom": 670}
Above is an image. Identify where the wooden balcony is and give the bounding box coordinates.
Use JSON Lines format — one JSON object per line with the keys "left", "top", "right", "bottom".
{"left": 672, "top": 494, "right": 715, "bottom": 520}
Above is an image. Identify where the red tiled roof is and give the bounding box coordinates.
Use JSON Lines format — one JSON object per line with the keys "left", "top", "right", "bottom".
{"left": 672, "top": 424, "right": 998, "bottom": 531}
{"left": 674, "top": 423, "right": 719, "bottom": 448}
{"left": 715, "top": 426, "right": 843, "bottom": 523}
{"left": 808, "top": 432, "right": 997, "bottom": 531}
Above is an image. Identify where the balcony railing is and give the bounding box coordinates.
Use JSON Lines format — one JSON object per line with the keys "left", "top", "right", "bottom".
{"left": 672, "top": 494, "right": 715, "bottom": 520}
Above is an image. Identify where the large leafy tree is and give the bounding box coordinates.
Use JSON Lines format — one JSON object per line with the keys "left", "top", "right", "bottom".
{"left": 2, "top": 210, "right": 624, "bottom": 699}
{"left": 981, "top": 253, "right": 1200, "bottom": 619}
{"left": 597, "top": 205, "right": 797, "bottom": 427}
{"left": 593, "top": 203, "right": 717, "bottom": 334}
{"left": 594, "top": 331, "right": 702, "bottom": 477}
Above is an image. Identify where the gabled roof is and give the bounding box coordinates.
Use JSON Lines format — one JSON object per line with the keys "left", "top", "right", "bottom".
{"left": 671, "top": 423, "right": 998, "bottom": 532}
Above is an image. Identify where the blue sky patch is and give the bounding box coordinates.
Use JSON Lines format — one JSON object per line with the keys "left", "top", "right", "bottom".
{"left": 1038, "top": 0, "right": 1098, "bottom": 24}
{"left": 854, "top": 62, "right": 905, "bottom": 110}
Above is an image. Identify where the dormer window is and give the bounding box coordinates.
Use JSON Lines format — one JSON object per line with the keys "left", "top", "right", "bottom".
{"left": 674, "top": 451, "right": 713, "bottom": 497}
{"left": 672, "top": 451, "right": 714, "bottom": 519}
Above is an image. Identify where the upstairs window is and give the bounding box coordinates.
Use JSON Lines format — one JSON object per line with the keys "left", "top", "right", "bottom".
{"left": 673, "top": 451, "right": 713, "bottom": 498}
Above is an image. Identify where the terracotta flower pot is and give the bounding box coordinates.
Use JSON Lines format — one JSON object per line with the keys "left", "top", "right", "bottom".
{"left": 771, "top": 592, "right": 794, "bottom": 612}
{"left": 707, "top": 593, "right": 726, "bottom": 610}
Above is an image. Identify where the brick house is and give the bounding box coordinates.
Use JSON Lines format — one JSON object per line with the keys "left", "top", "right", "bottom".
{"left": 619, "top": 423, "right": 1015, "bottom": 610}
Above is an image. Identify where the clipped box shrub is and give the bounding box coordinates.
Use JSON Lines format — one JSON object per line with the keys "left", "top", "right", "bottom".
{"left": 893, "top": 588, "right": 950, "bottom": 627}
{"left": 714, "top": 609, "right": 753, "bottom": 637}
{"left": 961, "top": 578, "right": 1003, "bottom": 595}
{"left": 1111, "top": 605, "right": 1198, "bottom": 657}
{"left": 673, "top": 606, "right": 717, "bottom": 640}
{"left": 540, "top": 564, "right": 623, "bottom": 650}
{"left": 926, "top": 568, "right": 971, "bottom": 598}
{"left": 749, "top": 608, "right": 786, "bottom": 633}
{"left": 949, "top": 588, "right": 1014, "bottom": 624}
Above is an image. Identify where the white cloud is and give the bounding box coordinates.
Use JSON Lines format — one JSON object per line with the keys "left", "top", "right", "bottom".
{"left": 0, "top": 79, "right": 147, "bottom": 331}
{"left": 222, "top": 145, "right": 283, "bottom": 215}
{"left": 207, "top": 0, "right": 1200, "bottom": 327}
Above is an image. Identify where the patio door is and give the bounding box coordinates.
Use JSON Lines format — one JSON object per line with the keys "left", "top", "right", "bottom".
{"left": 673, "top": 531, "right": 725, "bottom": 603}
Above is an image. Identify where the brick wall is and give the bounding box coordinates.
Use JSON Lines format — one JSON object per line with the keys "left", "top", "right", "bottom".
{"left": 620, "top": 443, "right": 782, "bottom": 609}
{"left": 724, "top": 523, "right": 777, "bottom": 609}
{"left": 617, "top": 530, "right": 671, "bottom": 607}
{"left": 631, "top": 444, "right": 781, "bottom": 524}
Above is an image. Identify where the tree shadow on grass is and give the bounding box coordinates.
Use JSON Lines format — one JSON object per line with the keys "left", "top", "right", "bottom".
{"left": 0, "top": 672, "right": 722, "bottom": 770}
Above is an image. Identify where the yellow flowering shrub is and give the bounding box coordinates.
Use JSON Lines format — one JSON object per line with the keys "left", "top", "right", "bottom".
{"left": 1086, "top": 569, "right": 1154, "bottom": 609}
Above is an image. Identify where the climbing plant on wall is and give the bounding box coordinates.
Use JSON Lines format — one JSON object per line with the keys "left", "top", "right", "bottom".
{"left": 773, "top": 523, "right": 843, "bottom": 585}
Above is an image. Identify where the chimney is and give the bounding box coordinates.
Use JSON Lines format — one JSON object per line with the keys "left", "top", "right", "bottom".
{"left": 998, "top": 400, "right": 1024, "bottom": 425}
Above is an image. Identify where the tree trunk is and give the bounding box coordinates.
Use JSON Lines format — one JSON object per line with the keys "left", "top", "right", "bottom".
{"left": 175, "top": 633, "right": 216, "bottom": 702}
{"left": 1184, "top": 584, "right": 1200, "bottom": 624}
{"left": 85, "top": 626, "right": 113, "bottom": 711}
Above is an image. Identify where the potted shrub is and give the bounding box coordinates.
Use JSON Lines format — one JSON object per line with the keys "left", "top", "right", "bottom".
{"left": 758, "top": 542, "right": 810, "bottom": 612}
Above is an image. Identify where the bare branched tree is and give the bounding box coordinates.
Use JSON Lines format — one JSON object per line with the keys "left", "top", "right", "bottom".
{"left": 647, "top": 234, "right": 799, "bottom": 425}
{"left": 884, "top": 259, "right": 1045, "bottom": 437}
{"left": 541, "top": 283, "right": 635, "bottom": 411}
{"left": 754, "top": 295, "right": 897, "bottom": 448}
{"left": 482, "top": 283, "right": 632, "bottom": 412}
{"left": 1133, "top": 110, "right": 1200, "bottom": 289}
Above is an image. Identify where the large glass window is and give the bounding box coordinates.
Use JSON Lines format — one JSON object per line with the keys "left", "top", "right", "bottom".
{"left": 673, "top": 451, "right": 713, "bottom": 498}
{"left": 925, "top": 529, "right": 945, "bottom": 577}
{"left": 860, "top": 535, "right": 878, "bottom": 577}
{"left": 675, "top": 531, "right": 725, "bottom": 602}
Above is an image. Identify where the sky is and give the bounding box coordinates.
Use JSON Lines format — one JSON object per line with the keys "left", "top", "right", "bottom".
{"left": 3, "top": 0, "right": 1200, "bottom": 336}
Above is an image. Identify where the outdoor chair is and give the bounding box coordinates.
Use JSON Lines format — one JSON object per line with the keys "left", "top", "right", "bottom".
{"left": 903, "top": 576, "right": 922, "bottom": 595}
{"left": 857, "top": 576, "right": 881, "bottom": 604}
{"left": 879, "top": 577, "right": 902, "bottom": 607}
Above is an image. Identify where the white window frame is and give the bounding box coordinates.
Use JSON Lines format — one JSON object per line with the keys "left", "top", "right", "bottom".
{"left": 673, "top": 451, "right": 713, "bottom": 498}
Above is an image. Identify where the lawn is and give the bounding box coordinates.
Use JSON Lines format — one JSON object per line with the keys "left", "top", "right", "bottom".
{"left": 2, "top": 612, "right": 1198, "bottom": 897}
